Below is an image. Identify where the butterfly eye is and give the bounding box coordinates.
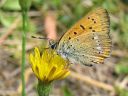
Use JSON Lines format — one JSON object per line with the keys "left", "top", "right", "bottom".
{"left": 51, "top": 44, "right": 57, "bottom": 49}
{"left": 49, "top": 40, "right": 57, "bottom": 49}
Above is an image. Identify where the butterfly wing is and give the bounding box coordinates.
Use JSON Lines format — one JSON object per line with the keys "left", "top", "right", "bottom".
{"left": 57, "top": 8, "right": 112, "bottom": 66}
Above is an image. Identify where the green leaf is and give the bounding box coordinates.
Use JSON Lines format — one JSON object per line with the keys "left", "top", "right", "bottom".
{"left": 0, "top": 11, "right": 16, "bottom": 27}
{"left": 2, "top": 0, "right": 21, "bottom": 10}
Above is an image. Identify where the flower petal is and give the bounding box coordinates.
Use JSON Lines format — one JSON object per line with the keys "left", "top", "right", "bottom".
{"left": 29, "top": 47, "right": 70, "bottom": 83}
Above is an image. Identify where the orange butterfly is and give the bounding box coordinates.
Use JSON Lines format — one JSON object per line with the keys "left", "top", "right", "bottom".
{"left": 49, "top": 7, "right": 112, "bottom": 66}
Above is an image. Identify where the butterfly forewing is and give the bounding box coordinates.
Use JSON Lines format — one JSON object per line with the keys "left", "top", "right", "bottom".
{"left": 57, "top": 8, "right": 112, "bottom": 66}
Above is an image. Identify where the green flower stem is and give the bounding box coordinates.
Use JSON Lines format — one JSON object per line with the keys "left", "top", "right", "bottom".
{"left": 37, "top": 80, "right": 52, "bottom": 96}
{"left": 19, "top": 0, "right": 31, "bottom": 96}
{"left": 21, "top": 11, "right": 29, "bottom": 96}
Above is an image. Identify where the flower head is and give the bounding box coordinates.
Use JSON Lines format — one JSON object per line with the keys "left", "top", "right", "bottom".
{"left": 29, "top": 47, "right": 70, "bottom": 83}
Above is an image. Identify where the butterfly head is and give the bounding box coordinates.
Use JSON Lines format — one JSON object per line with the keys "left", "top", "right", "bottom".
{"left": 49, "top": 39, "right": 58, "bottom": 49}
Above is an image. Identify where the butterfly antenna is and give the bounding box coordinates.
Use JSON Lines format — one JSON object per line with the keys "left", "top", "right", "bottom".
{"left": 31, "top": 36, "right": 50, "bottom": 40}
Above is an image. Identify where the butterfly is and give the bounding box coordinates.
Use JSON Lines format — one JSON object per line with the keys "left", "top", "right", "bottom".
{"left": 48, "top": 7, "right": 112, "bottom": 66}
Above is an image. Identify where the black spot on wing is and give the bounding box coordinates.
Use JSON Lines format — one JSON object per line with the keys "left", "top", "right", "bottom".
{"left": 92, "top": 30, "right": 95, "bottom": 32}
{"left": 94, "top": 21, "right": 96, "bottom": 23}
{"left": 92, "top": 18, "right": 94, "bottom": 21}
{"left": 80, "top": 24, "right": 85, "bottom": 30}
{"left": 89, "top": 27, "right": 92, "bottom": 29}
{"left": 74, "top": 32, "right": 77, "bottom": 35}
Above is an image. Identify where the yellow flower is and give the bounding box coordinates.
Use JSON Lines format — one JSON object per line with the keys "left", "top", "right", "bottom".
{"left": 29, "top": 47, "right": 70, "bottom": 83}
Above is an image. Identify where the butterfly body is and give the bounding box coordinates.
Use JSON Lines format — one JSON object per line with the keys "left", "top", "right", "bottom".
{"left": 49, "top": 8, "right": 112, "bottom": 66}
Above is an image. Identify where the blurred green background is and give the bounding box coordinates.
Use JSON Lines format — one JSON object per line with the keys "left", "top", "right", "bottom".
{"left": 0, "top": 0, "right": 128, "bottom": 96}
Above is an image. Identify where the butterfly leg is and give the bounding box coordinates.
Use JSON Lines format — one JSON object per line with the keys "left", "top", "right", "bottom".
{"left": 64, "top": 58, "right": 73, "bottom": 68}
{"left": 80, "top": 61, "right": 93, "bottom": 67}
{"left": 79, "top": 61, "right": 93, "bottom": 67}
{"left": 84, "top": 64, "right": 93, "bottom": 67}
